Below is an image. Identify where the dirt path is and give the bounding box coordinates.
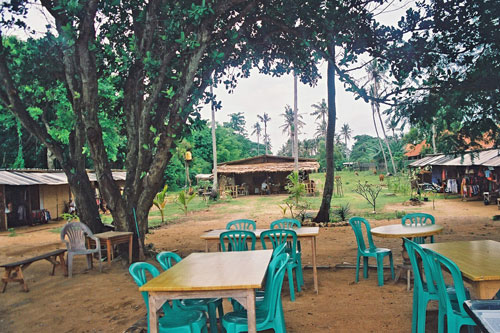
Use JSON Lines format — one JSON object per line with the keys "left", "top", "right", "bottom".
{"left": 0, "top": 197, "right": 499, "bottom": 332}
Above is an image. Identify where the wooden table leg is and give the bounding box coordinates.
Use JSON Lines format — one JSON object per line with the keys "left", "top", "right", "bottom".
{"left": 16, "top": 267, "right": 28, "bottom": 292}
{"left": 312, "top": 236, "right": 318, "bottom": 294}
{"left": 246, "top": 289, "right": 257, "bottom": 333}
{"left": 128, "top": 234, "right": 133, "bottom": 263}
{"left": 149, "top": 294, "right": 159, "bottom": 333}
{"left": 471, "top": 280, "right": 500, "bottom": 299}
{"left": 106, "top": 239, "right": 112, "bottom": 267}
{"left": 205, "top": 240, "right": 209, "bottom": 253}
{"left": 2, "top": 268, "right": 11, "bottom": 293}
{"left": 59, "top": 253, "right": 68, "bottom": 276}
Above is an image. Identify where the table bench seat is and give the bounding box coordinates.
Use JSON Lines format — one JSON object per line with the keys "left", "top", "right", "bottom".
{"left": 1, "top": 248, "right": 67, "bottom": 292}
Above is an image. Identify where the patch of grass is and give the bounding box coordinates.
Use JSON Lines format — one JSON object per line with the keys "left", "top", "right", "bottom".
{"left": 8, "top": 228, "right": 17, "bottom": 237}
{"left": 49, "top": 227, "right": 62, "bottom": 234}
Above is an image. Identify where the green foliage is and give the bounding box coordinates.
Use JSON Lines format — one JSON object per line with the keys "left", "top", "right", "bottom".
{"left": 8, "top": 228, "right": 17, "bottom": 237}
{"left": 61, "top": 212, "right": 78, "bottom": 222}
{"left": 386, "top": 174, "right": 412, "bottom": 195}
{"left": 153, "top": 184, "right": 169, "bottom": 224}
{"left": 175, "top": 190, "right": 197, "bottom": 215}
{"left": 332, "top": 203, "right": 351, "bottom": 222}
{"left": 284, "top": 171, "right": 310, "bottom": 221}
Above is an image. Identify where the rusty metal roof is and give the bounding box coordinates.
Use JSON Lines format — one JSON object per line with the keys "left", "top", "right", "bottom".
{"left": 0, "top": 170, "right": 127, "bottom": 186}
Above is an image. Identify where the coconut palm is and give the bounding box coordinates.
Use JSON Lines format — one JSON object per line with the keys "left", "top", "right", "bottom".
{"left": 315, "top": 122, "right": 327, "bottom": 139}
{"left": 311, "top": 99, "right": 328, "bottom": 137}
{"left": 251, "top": 122, "right": 262, "bottom": 155}
{"left": 340, "top": 123, "right": 352, "bottom": 149}
{"left": 258, "top": 113, "right": 271, "bottom": 155}
{"left": 280, "top": 105, "right": 305, "bottom": 156}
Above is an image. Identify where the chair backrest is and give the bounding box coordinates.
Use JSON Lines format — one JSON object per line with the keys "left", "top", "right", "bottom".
{"left": 261, "top": 253, "right": 290, "bottom": 324}
{"left": 156, "top": 251, "right": 182, "bottom": 271}
{"left": 348, "top": 217, "right": 376, "bottom": 252}
{"left": 402, "top": 213, "right": 435, "bottom": 227}
{"left": 219, "top": 230, "right": 256, "bottom": 251}
{"left": 272, "top": 242, "right": 287, "bottom": 259}
{"left": 270, "top": 218, "right": 301, "bottom": 229}
{"left": 404, "top": 238, "right": 438, "bottom": 295}
{"left": 129, "top": 262, "right": 173, "bottom": 331}
{"left": 424, "top": 249, "right": 470, "bottom": 317}
{"left": 260, "top": 229, "right": 298, "bottom": 261}
{"left": 226, "top": 219, "right": 256, "bottom": 230}
{"left": 60, "top": 222, "right": 93, "bottom": 251}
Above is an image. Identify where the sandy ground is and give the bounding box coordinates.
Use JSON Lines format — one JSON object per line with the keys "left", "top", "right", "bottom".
{"left": 0, "top": 196, "right": 499, "bottom": 333}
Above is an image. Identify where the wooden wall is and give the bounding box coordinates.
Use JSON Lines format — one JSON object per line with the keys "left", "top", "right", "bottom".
{"left": 39, "top": 184, "right": 72, "bottom": 219}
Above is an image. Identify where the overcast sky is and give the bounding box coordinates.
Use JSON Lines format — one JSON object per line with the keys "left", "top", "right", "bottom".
{"left": 9, "top": 1, "right": 413, "bottom": 154}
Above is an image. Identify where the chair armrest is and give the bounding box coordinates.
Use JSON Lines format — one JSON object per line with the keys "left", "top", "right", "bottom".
{"left": 88, "top": 235, "right": 101, "bottom": 250}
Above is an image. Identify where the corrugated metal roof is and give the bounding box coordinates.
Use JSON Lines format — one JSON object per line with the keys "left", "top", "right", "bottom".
{"left": 409, "top": 155, "right": 438, "bottom": 167}
{"left": 482, "top": 154, "right": 500, "bottom": 167}
{"left": 442, "top": 150, "right": 500, "bottom": 166}
{"left": 0, "top": 170, "right": 127, "bottom": 186}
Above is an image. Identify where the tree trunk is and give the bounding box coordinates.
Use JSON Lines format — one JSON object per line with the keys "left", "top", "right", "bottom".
{"left": 375, "top": 107, "right": 397, "bottom": 174}
{"left": 211, "top": 83, "right": 218, "bottom": 195}
{"left": 371, "top": 103, "right": 389, "bottom": 174}
{"left": 314, "top": 45, "right": 336, "bottom": 222}
{"left": 293, "top": 73, "right": 299, "bottom": 172}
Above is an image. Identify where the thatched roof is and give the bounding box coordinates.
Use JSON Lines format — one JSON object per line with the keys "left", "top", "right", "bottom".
{"left": 218, "top": 161, "right": 319, "bottom": 174}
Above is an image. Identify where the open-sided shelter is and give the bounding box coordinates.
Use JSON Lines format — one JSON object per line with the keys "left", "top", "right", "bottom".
{"left": 216, "top": 155, "right": 319, "bottom": 195}
{"left": 0, "top": 170, "right": 126, "bottom": 231}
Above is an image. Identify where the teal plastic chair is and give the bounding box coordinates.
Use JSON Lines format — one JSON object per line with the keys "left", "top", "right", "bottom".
{"left": 222, "top": 253, "right": 290, "bottom": 333}
{"left": 404, "top": 238, "right": 443, "bottom": 333}
{"left": 270, "top": 218, "right": 302, "bottom": 262}
{"left": 226, "top": 219, "right": 256, "bottom": 230}
{"left": 156, "top": 252, "right": 223, "bottom": 333}
{"left": 261, "top": 229, "right": 303, "bottom": 301}
{"left": 402, "top": 213, "right": 436, "bottom": 243}
{"left": 348, "top": 217, "right": 395, "bottom": 286}
{"left": 270, "top": 218, "right": 301, "bottom": 229}
{"left": 424, "top": 249, "right": 476, "bottom": 333}
{"left": 128, "top": 262, "right": 207, "bottom": 333}
{"left": 219, "top": 230, "right": 256, "bottom": 252}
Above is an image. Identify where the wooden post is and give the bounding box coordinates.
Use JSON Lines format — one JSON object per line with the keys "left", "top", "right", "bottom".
{"left": 0, "top": 185, "right": 7, "bottom": 231}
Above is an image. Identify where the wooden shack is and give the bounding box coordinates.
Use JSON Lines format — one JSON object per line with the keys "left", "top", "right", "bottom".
{"left": 0, "top": 170, "right": 126, "bottom": 231}
{"left": 217, "top": 155, "right": 319, "bottom": 195}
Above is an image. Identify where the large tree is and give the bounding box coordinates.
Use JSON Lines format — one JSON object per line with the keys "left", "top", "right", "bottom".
{"left": 0, "top": 0, "right": 323, "bottom": 254}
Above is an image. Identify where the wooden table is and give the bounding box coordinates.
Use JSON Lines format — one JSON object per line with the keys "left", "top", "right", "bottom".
{"left": 371, "top": 224, "right": 444, "bottom": 289}
{"left": 90, "top": 231, "right": 133, "bottom": 266}
{"left": 140, "top": 250, "right": 273, "bottom": 333}
{"left": 200, "top": 227, "right": 320, "bottom": 293}
{"left": 422, "top": 240, "right": 500, "bottom": 299}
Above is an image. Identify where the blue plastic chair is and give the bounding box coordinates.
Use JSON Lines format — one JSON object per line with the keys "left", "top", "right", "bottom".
{"left": 156, "top": 252, "right": 223, "bottom": 333}
{"left": 226, "top": 219, "right": 256, "bottom": 230}
{"left": 424, "top": 249, "right": 476, "bottom": 333}
{"left": 219, "top": 230, "right": 256, "bottom": 252}
{"left": 402, "top": 213, "right": 436, "bottom": 243}
{"left": 222, "top": 253, "right": 290, "bottom": 333}
{"left": 128, "top": 262, "right": 207, "bottom": 333}
{"left": 348, "top": 217, "right": 395, "bottom": 286}
{"left": 261, "top": 229, "right": 303, "bottom": 301}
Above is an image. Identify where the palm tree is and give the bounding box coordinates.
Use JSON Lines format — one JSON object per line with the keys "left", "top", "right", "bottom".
{"left": 263, "top": 133, "right": 272, "bottom": 153}
{"left": 314, "top": 122, "right": 327, "bottom": 139}
{"left": 311, "top": 99, "right": 328, "bottom": 137}
{"left": 280, "top": 105, "right": 305, "bottom": 156}
{"left": 367, "top": 59, "right": 397, "bottom": 174}
{"left": 251, "top": 122, "right": 262, "bottom": 155}
{"left": 340, "top": 123, "right": 352, "bottom": 150}
{"left": 258, "top": 113, "right": 271, "bottom": 155}
{"left": 386, "top": 117, "right": 399, "bottom": 138}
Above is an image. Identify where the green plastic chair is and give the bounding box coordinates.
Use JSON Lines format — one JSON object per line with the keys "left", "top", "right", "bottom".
{"left": 261, "top": 229, "right": 303, "bottom": 301}
{"left": 156, "top": 252, "right": 223, "bottom": 333}
{"left": 128, "top": 262, "right": 207, "bottom": 333}
{"left": 424, "top": 249, "right": 476, "bottom": 333}
{"left": 226, "top": 219, "right": 256, "bottom": 230}
{"left": 401, "top": 213, "right": 436, "bottom": 244}
{"left": 222, "top": 253, "right": 290, "bottom": 333}
{"left": 404, "top": 238, "right": 443, "bottom": 333}
{"left": 219, "top": 230, "right": 256, "bottom": 252}
{"left": 270, "top": 218, "right": 301, "bottom": 229}
{"left": 270, "top": 218, "right": 302, "bottom": 261}
{"left": 348, "top": 217, "right": 395, "bottom": 286}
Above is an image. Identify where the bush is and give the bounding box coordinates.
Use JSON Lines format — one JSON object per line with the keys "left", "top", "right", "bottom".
{"left": 333, "top": 203, "right": 351, "bottom": 221}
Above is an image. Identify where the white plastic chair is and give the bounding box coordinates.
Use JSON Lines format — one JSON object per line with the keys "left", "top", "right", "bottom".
{"left": 60, "top": 222, "right": 102, "bottom": 277}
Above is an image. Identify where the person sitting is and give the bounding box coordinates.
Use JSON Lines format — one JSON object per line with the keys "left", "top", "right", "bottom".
{"left": 261, "top": 180, "right": 270, "bottom": 195}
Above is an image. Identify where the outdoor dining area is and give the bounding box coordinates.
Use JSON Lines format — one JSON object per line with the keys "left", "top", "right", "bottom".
{"left": 130, "top": 218, "right": 318, "bottom": 333}
{"left": 347, "top": 212, "right": 500, "bottom": 332}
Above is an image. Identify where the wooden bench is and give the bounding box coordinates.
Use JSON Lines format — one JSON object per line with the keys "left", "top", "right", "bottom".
{"left": 1, "top": 249, "right": 67, "bottom": 292}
